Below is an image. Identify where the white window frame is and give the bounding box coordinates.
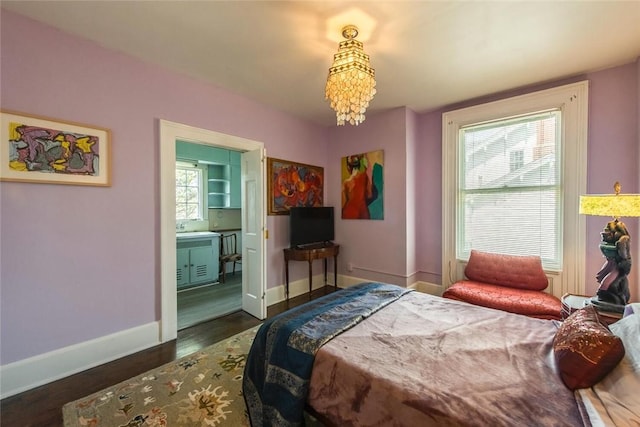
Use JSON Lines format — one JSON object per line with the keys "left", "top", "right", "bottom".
{"left": 442, "top": 81, "right": 588, "bottom": 298}
{"left": 175, "top": 161, "right": 208, "bottom": 222}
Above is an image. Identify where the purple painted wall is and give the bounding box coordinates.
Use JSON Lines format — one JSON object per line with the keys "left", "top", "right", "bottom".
{"left": 405, "top": 110, "right": 418, "bottom": 279}
{"left": 413, "top": 63, "right": 640, "bottom": 298}
{"left": 0, "top": 11, "right": 327, "bottom": 364}
{"left": 326, "top": 108, "right": 411, "bottom": 285}
{"left": 584, "top": 63, "right": 639, "bottom": 298}
{"left": 1, "top": 10, "right": 638, "bottom": 370}
{"left": 330, "top": 65, "right": 639, "bottom": 298}
{"left": 415, "top": 112, "right": 444, "bottom": 284}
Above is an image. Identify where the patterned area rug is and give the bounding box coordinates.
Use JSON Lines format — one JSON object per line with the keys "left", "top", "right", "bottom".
{"left": 63, "top": 326, "right": 259, "bottom": 427}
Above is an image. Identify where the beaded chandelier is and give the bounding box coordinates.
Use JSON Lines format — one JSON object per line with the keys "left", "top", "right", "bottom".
{"left": 325, "top": 25, "right": 377, "bottom": 126}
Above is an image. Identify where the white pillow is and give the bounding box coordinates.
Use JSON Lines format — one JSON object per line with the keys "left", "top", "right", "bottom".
{"left": 609, "top": 310, "right": 640, "bottom": 370}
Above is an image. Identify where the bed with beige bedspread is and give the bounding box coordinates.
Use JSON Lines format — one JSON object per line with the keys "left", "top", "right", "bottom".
{"left": 244, "top": 283, "right": 640, "bottom": 427}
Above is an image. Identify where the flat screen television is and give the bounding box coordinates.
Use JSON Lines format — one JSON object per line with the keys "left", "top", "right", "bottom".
{"left": 289, "top": 206, "right": 334, "bottom": 248}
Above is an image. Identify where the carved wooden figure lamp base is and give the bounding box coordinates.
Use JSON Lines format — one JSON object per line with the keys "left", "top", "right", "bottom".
{"left": 580, "top": 182, "right": 640, "bottom": 311}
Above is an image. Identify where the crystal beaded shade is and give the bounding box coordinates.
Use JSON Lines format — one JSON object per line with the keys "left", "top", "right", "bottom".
{"left": 325, "top": 25, "right": 377, "bottom": 126}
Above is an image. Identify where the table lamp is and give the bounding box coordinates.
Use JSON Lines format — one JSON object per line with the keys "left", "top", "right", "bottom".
{"left": 580, "top": 182, "right": 640, "bottom": 312}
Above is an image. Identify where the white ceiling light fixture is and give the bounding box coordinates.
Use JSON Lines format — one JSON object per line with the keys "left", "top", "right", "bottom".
{"left": 325, "top": 24, "right": 377, "bottom": 126}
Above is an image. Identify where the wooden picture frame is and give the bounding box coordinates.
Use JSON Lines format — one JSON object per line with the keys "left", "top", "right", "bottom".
{"left": 0, "top": 110, "right": 111, "bottom": 186}
{"left": 267, "top": 157, "right": 324, "bottom": 215}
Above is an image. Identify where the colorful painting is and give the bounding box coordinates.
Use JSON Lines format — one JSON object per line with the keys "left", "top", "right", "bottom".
{"left": 341, "top": 149, "right": 384, "bottom": 220}
{"left": 267, "top": 157, "right": 324, "bottom": 215}
{"left": 0, "top": 110, "right": 111, "bottom": 186}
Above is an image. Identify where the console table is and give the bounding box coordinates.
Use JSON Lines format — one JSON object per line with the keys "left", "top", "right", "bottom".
{"left": 283, "top": 243, "right": 339, "bottom": 300}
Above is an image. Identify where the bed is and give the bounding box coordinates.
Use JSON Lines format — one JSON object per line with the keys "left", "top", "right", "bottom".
{"left": 243, "top": 282, "right": 640, "bottom": 427}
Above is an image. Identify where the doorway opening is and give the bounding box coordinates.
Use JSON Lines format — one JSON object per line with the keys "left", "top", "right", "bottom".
{"left": 159, "top": 120, "right": 267, "bottom": 343}
{"left": 174, "top": 141, "right": 244, "bottom": 330}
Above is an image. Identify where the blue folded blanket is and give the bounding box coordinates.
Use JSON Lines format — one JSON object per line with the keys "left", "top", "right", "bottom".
{"left": 243, "top": 282, "right": 412, "bottom": 427}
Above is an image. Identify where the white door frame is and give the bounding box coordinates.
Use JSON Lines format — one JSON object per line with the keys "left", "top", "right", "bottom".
{"left": 159, "top": 119, "right": 266, "bottom": 342}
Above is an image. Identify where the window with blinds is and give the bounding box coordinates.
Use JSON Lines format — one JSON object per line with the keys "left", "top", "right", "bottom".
{"left": 457, "top": 110, "right": 562, "bottom": 270}
{"left": 442, "top": 81, "right": 588, "bottom": 296}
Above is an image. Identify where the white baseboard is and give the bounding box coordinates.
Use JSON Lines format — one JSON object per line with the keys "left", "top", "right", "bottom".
{"left": 0, "top": 321, "right": 160, "bottom": 399}
{"left": 339, "top": 276, "right": 442, "bottom": 294}
{"left": 265, "top": 277, "right": 444, "bottom": 305}
{"left": 339, "top": 274, "right": 369, "bottom": 288}
{"left": 410, "top": 281, "right": 444, "bottom": 296}
{"left": 0, "top": 278, "right": 444, "bottom": 399}
{"left": 266, "top": 274, "right": 336, "bottom": 305}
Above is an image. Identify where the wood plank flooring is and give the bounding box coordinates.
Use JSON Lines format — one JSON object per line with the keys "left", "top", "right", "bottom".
{"left": 0, "top": 286, "right": 336, "bottom": 427}
{"left": 178, "top": 274, "right": 242, "bottom": 330}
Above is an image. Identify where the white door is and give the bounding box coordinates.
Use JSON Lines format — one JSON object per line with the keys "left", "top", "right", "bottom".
{"left": 241, "top": 148, "right": 266, "bottom": 319}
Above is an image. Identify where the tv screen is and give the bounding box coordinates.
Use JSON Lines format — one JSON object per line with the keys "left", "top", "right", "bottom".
{"left": 289, "top": 207, "right": 334, "bottom": 248}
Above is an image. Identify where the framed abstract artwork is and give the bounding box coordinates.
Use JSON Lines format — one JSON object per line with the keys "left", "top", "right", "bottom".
{"left": 0, "top": 110, "right": 111, "bottom": 186}
{"left": 341, "top": 149, "right": 384, "bottom": 220}
{"left": 267, "top": 157, "right": 324, "bottom": 215}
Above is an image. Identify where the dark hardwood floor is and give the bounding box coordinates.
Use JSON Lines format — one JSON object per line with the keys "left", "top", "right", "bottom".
{"left": 0, "top": 286, "right": 336, "bottom": 427}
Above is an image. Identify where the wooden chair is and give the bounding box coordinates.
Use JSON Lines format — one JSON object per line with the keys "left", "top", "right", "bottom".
{"left": 219, "top": 233, "right": 242, "bottom": 283}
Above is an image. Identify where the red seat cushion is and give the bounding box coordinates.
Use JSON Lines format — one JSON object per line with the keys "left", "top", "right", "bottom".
{"left": 443, "top": 281, "right": 562, "bottom": 320}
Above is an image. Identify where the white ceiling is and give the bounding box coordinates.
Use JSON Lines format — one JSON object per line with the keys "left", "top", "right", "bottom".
{"left": 3, "top": 1, "right": 640, "bottom": 127}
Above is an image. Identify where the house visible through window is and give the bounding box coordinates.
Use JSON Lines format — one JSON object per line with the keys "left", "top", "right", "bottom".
{"left": 442, "top": 81, "right": 588, "bottom": 297}
{"left": 459, "top": 111, "right": 560, "bottom": 268}
{"left": 176, "top": 164, "right": 204, "bottom": 220}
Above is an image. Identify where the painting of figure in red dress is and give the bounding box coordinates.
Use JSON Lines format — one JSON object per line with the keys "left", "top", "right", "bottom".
{"left": 341, "top": 150, "right": 383, "bottom": 220}
{"left": 267, "top": 157, "right": 324, "bottom": 215}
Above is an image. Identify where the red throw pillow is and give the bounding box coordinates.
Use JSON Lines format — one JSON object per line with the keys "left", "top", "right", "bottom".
{"left": 553, "top": 305, "right": 625, "bottom": 390}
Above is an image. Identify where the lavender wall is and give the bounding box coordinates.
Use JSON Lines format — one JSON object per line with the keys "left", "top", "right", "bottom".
{"left": 584, "top": 63, "right": 639, "bottom": 298}
{"left": 405, "top": 110, "right": 418, "bottom": 279}
{"left": 1, "top": 9, "right": 638, "bottom": 370}
{"left": 414, "top": 62, "right": 640, "bottom": 298}
{"left": 415, "top": 112, "right": 444, "bottom": 284}
{"left": 0, "top": 11, "right": 327, "bottom": 364}
{"left": 325, "top": 108, "right": 410, "bottom": 285}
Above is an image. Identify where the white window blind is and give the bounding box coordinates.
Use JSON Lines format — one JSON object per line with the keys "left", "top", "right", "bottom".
{"left": 176, "top": 165, "right": 203, "bottom": 220}
{"left": 457, "top": 111, "right": 561, "bottom": 269}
